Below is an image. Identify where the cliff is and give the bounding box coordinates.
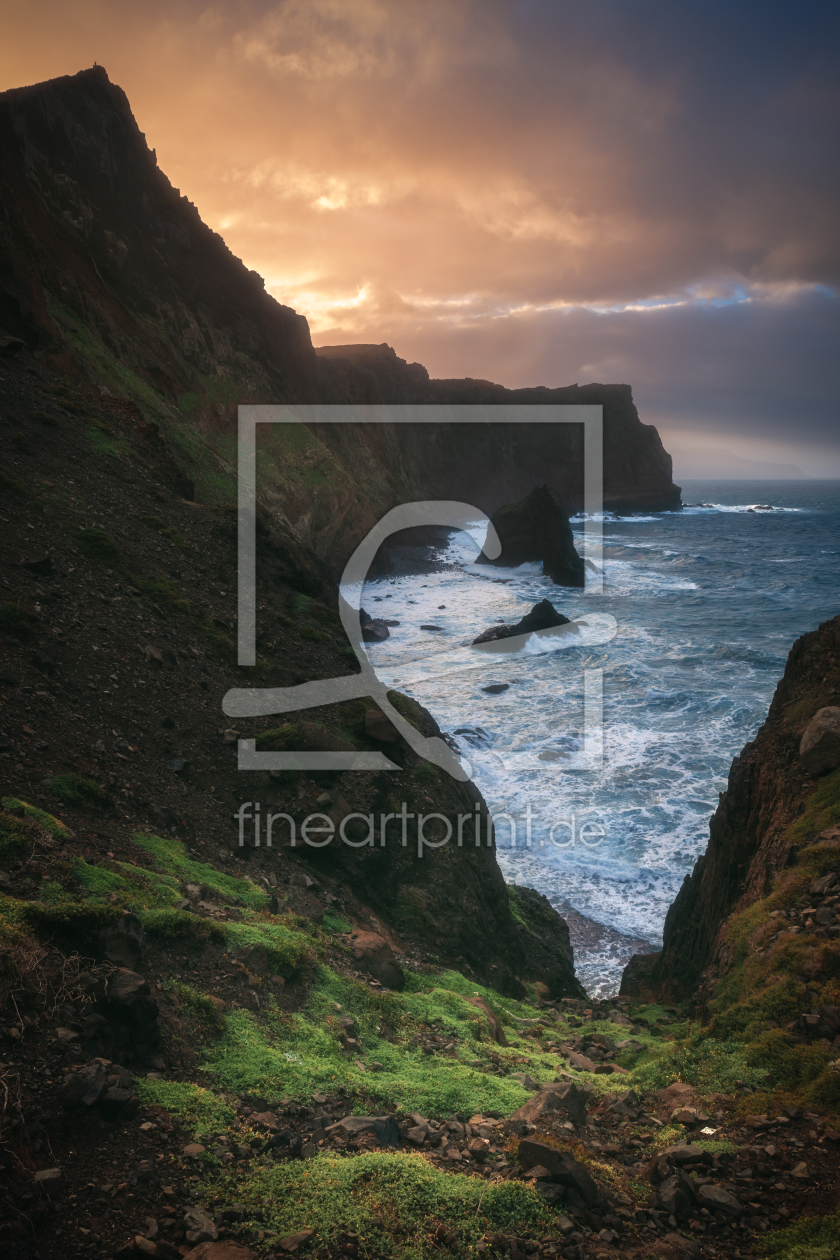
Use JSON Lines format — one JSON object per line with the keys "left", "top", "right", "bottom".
{"left": 0, "top": 67, "right": 680, "bottom": 580}
{"left": 624, "top": 613, "right": 840, "bottom": 1007}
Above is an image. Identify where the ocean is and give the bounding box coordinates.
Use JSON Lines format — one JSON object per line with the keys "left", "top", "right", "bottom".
{"left": 360, "top": 480, "right": 840, "bottom": 995}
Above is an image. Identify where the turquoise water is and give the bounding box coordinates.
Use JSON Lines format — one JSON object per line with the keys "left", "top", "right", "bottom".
{"left": 361, "top": 481, "right": 840, "bottom": 992}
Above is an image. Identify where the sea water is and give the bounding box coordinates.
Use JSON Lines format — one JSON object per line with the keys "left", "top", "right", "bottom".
{"left": 360, "top": 480, "right": 840, "bottom": 995}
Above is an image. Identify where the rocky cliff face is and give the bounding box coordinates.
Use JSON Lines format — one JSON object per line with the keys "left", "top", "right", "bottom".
{"left": 630, "top": 613, "right": 840, "bottom": 1005}
{"left": 0, "top": 67, "right": 680, "bottom": 581}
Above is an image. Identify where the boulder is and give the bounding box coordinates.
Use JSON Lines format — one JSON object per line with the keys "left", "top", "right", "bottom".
{"left": 348, "top": 931, "right": 405, "bottom": 990}
{"left": 98, "top": 912, "right": 146, "bottom": 968}
{"left": 657, "top": 1171, "right": 696, "bottom": 1219}
{"left": 696, "top": 1184, "right": 743, "bottom": 1216}
{"left": 476, "top": 485, "right": 585, "bottom": 586}
{"left": 98, "top": 969, "right": 162, "bottom": 1066}
{"left": 60, "top": 1060, "right": 109, "bottom": 1108}
{"left": 184, "top": 1206, "right": 219, "bottom": 1243}
{"left": 360, "top": 608, "right": 390, "bottom": 642}
{"left": 510, "top": 1081, "right": 587, "bottom": 1126}
{"left": 33, "top": 1168, "right": 62, "bottom": 1188}
{"left": 184, "top": 1243, "right": 260, "bottom": 1260}
{"left": 326, "top": 1115, "right": 380, "bottom": 1135}
{"left": 800, "top": 707, "right": 840, "bottom": 776}
{"left": 559, "top": 1047, "right": 597, "bottom": 1073}
{"left": 472, "top": 598, "right": 573, "bottom": 647}
{"left": 661, "top": 1142, "right": 711, "bottom": 1167}
{"left": 517, "top": 1138, "right": 600, "bottom": 1206}
{"left": 365, "top": 708, "right": 399, "bottom": 742}
{"left": 619, "top": 950, "right": 661, "bottom": 1000}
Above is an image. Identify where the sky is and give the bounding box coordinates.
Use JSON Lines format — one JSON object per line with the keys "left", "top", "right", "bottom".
{"left": 3, "top": 0, "right": 839, "bottom": 477}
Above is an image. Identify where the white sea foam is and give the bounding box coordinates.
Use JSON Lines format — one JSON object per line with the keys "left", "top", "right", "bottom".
{"left": 359, "top": 482, "right": 840, "bottom": 992}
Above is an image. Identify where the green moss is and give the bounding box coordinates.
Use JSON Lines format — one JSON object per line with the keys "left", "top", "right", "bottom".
{"left": 130, "top": 833, "right": 270, "bottom": 910}
{"left": 0, "top": 892, "right": 29, "bottom": 944}
{"left": 0, "top": 602, "right": 36, "bottom": 638}
{"left": 214, "top": 1150, "right": 553, "bottom": 1260}
{"left": 75, "top": 526, "right": 121, "bottom": 567}
{"left": 787, "top": 767, "right": 840, "bottom": 847}
{"left": 386, "top": 691, "right": 426, "bottom": 731}
{"left": 744, "top": 1029, "right": 834, "bottom": 1089}
{"left": 256, "top": 725, "right": 301, "bottom": 752}
{"left": 178, "top": 392, "right": 201, "bottom": 415}
{"left": 322, "top": 913, "right": 354, "bottom": 935}
{"left": 1, "top": 799, "right": 72, "bottom": 839}
{"left": 164, "top": 978, "right": 224, "bottom": 1028}
{"left": 44, "top": 774, "right": 110, "bottom": 808}
{"left": 506, "top": 886, "right": 527, "bottom": 928}
{"left": 412, "top": 763, "right": 438, "bottom": 782}
{"left": 0, "top": 813, "right": 29, "bottom": 864}
{"left": 142, "top": 515, "right": 166, "bottom": 530}
{"left": 24, "top": 898, "right": 118, "bottom": 943}
{"left": 74, "top": 860, "right": 125, "bottom": 897}
{"left": 759, "top": 1210, "right": 840, "bottom": 1260}
{"left": 132, "top": 1079, "right": 235, "bottom": 1134}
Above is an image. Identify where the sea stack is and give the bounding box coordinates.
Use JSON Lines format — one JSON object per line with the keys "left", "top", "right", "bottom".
{"left": 477, "top": 484, "right": 586, "bottom": 586}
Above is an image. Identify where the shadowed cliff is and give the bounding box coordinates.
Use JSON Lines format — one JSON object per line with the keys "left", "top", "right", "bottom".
{"left": 0, "top": 66, "right": 680, "bottom": 578}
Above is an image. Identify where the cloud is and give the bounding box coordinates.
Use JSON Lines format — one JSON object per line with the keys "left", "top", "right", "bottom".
{"left": 2, "top": 0, "right": 838, "bottom": 466}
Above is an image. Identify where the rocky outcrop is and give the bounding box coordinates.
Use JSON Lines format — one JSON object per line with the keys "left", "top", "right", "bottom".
{"left": 800, "top": 707, "right": 840, "bottom": 776}
{"left": 618, "top": 950, "right": 661, "bottom": 1002}
{"left": 476, "top": 485, "right": 585, "bottom": 585}
{"left": 634, "top": 613, "right": 840, "bottom": 1004}
{"left": 0, "top": 68, "right": 680, "bottom": 582}
{"left": 472, "top": 598, "right": 572, "bottom": 646}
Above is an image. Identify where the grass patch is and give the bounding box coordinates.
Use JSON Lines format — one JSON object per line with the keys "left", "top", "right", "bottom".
{"left": 1, "top": 798, "right": 73, "bottom": 838}
{"left": 44, "top": 774, "right": 110, "bottom": 808}
{"left": 75, "top": 526, "right": 120, "bottom": 567}
{"left": 759, "top": 1210, "right": 840, "bottom": 1260}
{"left": 787, "top": 766, "right": 840, "bottom": 848}
{"left": 322, "top": 913, "right": 354, "bottom": 935}
{"left": 133, "top": 1080, "right": 235, "bottom": 1135}
{"left": 196, "top": 966, "right": 548, "bottom": 1116}
{"left": 213, "top": 1150, "right": 554, "bottom": 1260}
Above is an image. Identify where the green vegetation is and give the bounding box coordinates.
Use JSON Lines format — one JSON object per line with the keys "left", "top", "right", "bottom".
{"left": 88, "top": 421, "right": 130, "bottom": 459}
{"left": 322, "top": 912, "right": 354, "bottom": 935}
{"left": 133, "top": 1080, "right": 235, "bottom": 1135}
{"left": 413, "top": 763, "right": 438, "bottom": 782}
{"left": 759, "top": 1211, "right": 840, "bottom": 1260}
{"left": 386, "top": 691, "right": 426, "bottom": 731}
{"left": 212, "top": 1150, "right": 554, "bottom": 1260}
{"left": 29, "top": 409, "right": 61, "bottom": 427}
{"left": 0, "top": 812, "right": 29, "bottom": 865}
{"left": 75, "top": 526, "right": 121, "bottom": 567}
{"left": 506, "top": 886, "right": 527, "bottom": 928}
{"left": 44, "top": 774, "right": 110, "bottom": 807}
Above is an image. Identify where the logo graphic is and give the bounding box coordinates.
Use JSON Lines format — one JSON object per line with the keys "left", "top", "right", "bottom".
{"left": 223, "top": 405, "right": 616, "bottom": 778}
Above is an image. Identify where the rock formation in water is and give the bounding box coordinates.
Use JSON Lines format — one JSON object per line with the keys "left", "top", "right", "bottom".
{"left": 476, "top": 485, "right": 585, "bottom": 586}
{"left": 472, "top": 598, "right": 573, "bottom": 646}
